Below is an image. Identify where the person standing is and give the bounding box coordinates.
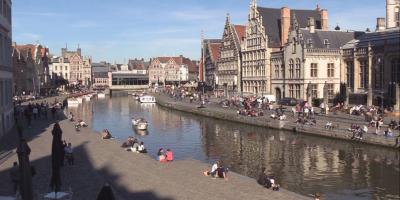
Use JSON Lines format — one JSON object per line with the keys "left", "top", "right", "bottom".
{"left": 52, "top": 123, "right": 64, "bottom": 167}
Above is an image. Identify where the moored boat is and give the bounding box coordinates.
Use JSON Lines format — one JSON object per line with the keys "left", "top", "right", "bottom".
{"left": 76, "top": 97, "right": 83, "bottom": 103}
{"left": 67, "top": 98, "right": 79, "bottom": 107}
{"left": 136, "top": 122, "right": 148, "bottom": 130}
{"left": 139, "top": 95, "right": 156, "bottom": 103}
{"left": 97, "top": 92, "right": 106, "bottom": 98}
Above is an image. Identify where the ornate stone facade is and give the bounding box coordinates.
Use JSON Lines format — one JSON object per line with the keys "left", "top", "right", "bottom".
{"left": 61, "top": 47, "right": 92, "bottom": 86}
{"left": 216, "top": 14, "right": 245, "bottom": 95}
{"left": 341, "top": 29, "right": 400, "bottom": 109}
{"left": 242, "top": 0, "right": 327, "bottom": 96}
{"left": 201, "top": 39, "right": 222, "bottom": 88}
{"left": 148, "top": 56, "right": 195, "bottom": 85}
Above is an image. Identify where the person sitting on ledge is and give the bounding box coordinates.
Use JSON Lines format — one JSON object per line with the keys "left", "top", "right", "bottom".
{"left": 216, "top": 165, "right": 229, "bottom": 181}
{"left": 203, "top": 161, "right": 219, "bottom": 178}
{"left": 121, "top": 136, "right": 136, "bottom": 148}
{"left": 137, "top": 142, "right": 147, "bottom": 153}
{"left": 165, "top": 149, "right": 173, "bottom": 161}
{"left": 269, "top": 176, "right": 280, "bottom": 191}
{"left": 101, "top": 129, "right": 112, "bottom": 140}
{"left": 157, "top": 148, "right": 166, "bottom": 162}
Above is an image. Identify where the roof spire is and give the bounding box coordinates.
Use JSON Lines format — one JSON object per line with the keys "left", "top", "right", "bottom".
{"left": 226, "top": 13, "right": 230, "bottom": 24}
{"left": 291, "top": 12, "right": 299, "bottom": 31}
{"left": 250, "top": 0, "right": 257, "bottom": 8}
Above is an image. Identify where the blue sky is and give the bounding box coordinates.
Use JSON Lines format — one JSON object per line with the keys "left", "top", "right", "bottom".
{"left": 13, "top": 0, "right": 385, "bottom": 63}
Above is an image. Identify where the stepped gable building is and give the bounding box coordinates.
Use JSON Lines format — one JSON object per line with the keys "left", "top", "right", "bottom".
{"left": 201, "top": 39, "right": 222, "bottom": 88}
{"left": 217, "top": 13, "right": 246, "bottom": 95}
{"left": 242, "top": 0, "right": 328, "bottom": 96}
{"left": 148, "top": 55, "right": 195, "bottom": 85}
{"left": 128, "top": 58, "right": 150, "bottom": 70}
{"left": 61, "top": 47, "right": 92, "bottom": 86}
{"left": 12, "top": 43, "right": 51, "bottom": 95}
{"left": 271, "top": 16, "right": 362, "bottom": 102}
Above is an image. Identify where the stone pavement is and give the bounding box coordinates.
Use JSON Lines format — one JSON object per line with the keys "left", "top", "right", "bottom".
{"left": 155, "top": 93, "right": 400, "bottom": 148}
{"left": 0, "top": 107, "right": 311, "bottom": 199}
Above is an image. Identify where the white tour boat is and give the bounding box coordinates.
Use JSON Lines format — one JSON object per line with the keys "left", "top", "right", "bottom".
{"left": 136, "top": 122, "right": 148, "bottom": 130}
{"left": 84, "top": 95, "right": 91, "bottom": 101}
{"left": 67, "top": 98, "right": 79, "bottom": 107}
{"left": 76, "top": 97, "right": 83, "bottom": 104}
{"left": 139, "top": 95, "right": 156, "bottom": 103}
{"left": 97, "top": 92, "right": 106, "bottom": 98}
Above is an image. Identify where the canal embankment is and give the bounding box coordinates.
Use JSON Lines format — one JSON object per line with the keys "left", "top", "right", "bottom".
{"left": 155, "top": 94, "right": 399, "bottom": 149}
{"left": 0, "top": 104, "right": 311, "bottom": 200}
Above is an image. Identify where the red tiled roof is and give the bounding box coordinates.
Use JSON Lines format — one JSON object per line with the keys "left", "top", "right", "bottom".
{"left": 15, "top": 44, "right": 36, "bottom": 59}
{"left": 233, "top": 25, "right": 246, "bottom": 42}
{"left": 209, "top": 43, "right": 221, "bottom": 62}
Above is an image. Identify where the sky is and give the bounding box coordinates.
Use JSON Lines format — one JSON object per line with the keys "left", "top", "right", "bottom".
{"left": 13, "top": 0, "right": 385, "bottom": 63}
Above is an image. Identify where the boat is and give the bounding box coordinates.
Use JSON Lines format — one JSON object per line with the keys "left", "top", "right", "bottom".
{"left": 84, "top": 95, "right": 91, "bottom": 101}
{"left": 131, "top": 118, "right": 146, "bottom": 126}
{"left": 67, "top": 98, "right": 79, "bottom": 107}
{"left": 76, "top": 97, "right": 83, "bottom": 103}
{"left": 136, "top": 122, "right": 148, "bottom": 130}
{"left": 97, "top": 92, "right": 106, "bottom": 98}
{"left": 139, "top": 95, "right": 156, "bottom": 103}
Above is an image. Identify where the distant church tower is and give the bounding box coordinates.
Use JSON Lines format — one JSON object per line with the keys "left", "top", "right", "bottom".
{"left": 386, "top": 0, "right": 400, "bottom": 28}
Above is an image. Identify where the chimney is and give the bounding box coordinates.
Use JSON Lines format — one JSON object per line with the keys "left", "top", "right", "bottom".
{"left": 308, "top": 17, "right": 315, "bottom": 33}
{"left": 281, "top": 7, "right": 291, "bottom": 46}
{"left": 320, "top": 9, "right": 329, "bottom": 30}
{"left": 376, "top": 17, "right": 386, "bottom": 31}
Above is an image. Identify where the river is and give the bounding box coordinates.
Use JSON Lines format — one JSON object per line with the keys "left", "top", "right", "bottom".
{"left": 68, "top": 94, "right": 400, "bottom": 200}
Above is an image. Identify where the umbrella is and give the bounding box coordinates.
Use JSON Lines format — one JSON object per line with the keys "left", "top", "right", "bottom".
{"left": 50, "top": 123, "right": 63, "bottom": 196}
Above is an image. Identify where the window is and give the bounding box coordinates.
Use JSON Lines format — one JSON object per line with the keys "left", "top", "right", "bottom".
{"left": 280, "top": 64, "right": 285, "bottom": 79}
{"left": 307, "top": 39, "right": 313, "bottom": 48}
{"left": 311, "top": 63, "right": 318, "bottom": 77}
{"left": 295, "top": 59, "right": 301, "bottom": 78}
{"left": 55, "top": 66, "right": 58, "bottom": 71}
{"left": 346, "top": 61, "right": 354, "bottom": 89}
{"left": 292, "top": 38, "right": 297, "bottom": 53}
{"left": 311, "top": 84, "right": 318, "bottom": 98}
{"left": 359, "top": 60, "right": 368, "bottom": 88}
{"left": 327, "top": 84, "right": 334, "bottom": 99}
{"left": 295, "top": 84, "right": 301, "bottom": 99}
{"left": 289, "top": 59, "right": 294, "bottom": 78}
{"left": 327, "top": 63, "right": 334, "bottom": 77}
{"left": 289, "top": 84, "right": 294, "bottom": 98}
{"left": 392, "top": 58, "right": 400, "bottom": 83}
{"left": 324, "top": 39, "right": 330, "bottom": 48}
{"left": 65, "top": 66, "right": 68, "bottom": 70}
{"left": 274, "top": 65, "right": 280, "bottom": 78}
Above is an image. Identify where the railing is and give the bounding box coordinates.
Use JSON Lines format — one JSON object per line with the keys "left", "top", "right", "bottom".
{"left": 306, "top": 48, "right": 340, "bottom": 54}
{"left": 110, "top": 85, "right": 149, "bottom": 90}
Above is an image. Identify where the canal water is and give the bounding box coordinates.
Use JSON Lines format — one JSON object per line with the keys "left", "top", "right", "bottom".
{"left": 70, "top": 94, "right": 399, "bottom": 200}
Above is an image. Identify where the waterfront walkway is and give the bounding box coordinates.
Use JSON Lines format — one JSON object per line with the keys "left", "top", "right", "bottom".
{"left": 155, "top": 93, "right": 400, "bottom": 148}
{"left": 0, "top": 99, "right": 310, "bottom": 199}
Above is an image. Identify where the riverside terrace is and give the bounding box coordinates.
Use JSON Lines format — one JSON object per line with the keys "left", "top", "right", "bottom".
{"left": 154, "top": 93, "right": 400, "bottom": 148}
{"left": 0, "top": 96, "right": 311, "bottom": 200}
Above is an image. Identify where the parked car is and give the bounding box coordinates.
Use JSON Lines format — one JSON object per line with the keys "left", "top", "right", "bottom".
{"left": 262, "top": 94, "right": 276, "bottom": 103}
{"left": 278, "top": 97, "right": 298, "bottom": 106}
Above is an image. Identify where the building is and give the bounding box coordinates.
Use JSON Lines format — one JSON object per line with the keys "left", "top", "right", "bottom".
{"left": 12, "top": 43, "right": 51, "bottom": 95}
{"left": 0, "top": 0, "right": 13, "bottom": 138}
{"left": 128, "top": 58, "right": 150, "bottom": 70}
{"left": 340, "top": 0, "right": 400, "bottom": 110}
{"left": 48, "top": 56, "right": 70, "bottom": 91}
{"left": 92, "top": 62, "right": 111, "bottom": 89}
{"left": 201, "top": 39, "right": 222, "bottom": 88}
{"left": 242, "top": 0, "right": 328, "bottom": 96}
{"left": 148, "top": 56, "right": 196, "bottom": 85}
{"left": 270, "top": 17, "right": 361, "bottom": 102}
{"left": 61, "top": 47, "right": 92, "bottom": 86}
{"left": 216, "top": 14, "right": 246, "bottom": 95}
{"left": 108, "top": 64, "right": 149, "bottom": 92}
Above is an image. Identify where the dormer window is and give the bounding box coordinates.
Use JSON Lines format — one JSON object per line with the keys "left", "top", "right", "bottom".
{"left": 324, "top": 39, "right": 330, "bottom": 48}
{"left": 307, "top": 39, "right": 313, "bottom": 48}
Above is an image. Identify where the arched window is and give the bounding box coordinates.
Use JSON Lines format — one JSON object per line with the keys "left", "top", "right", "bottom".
{"left": 295, "top": 58, "right": 301, "bottom": 78}
{"left": 289, "top": 59, "right": 294, "bottom": 78}
{"left": 392, "top": 58, "right": 400, "bottom": 83}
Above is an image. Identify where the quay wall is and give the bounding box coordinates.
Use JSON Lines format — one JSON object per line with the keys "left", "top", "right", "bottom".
{"left": 155, "top": 95, "right": 398, "bottom": 149}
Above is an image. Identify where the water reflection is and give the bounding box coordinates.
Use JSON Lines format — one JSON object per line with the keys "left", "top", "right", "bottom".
{"left": 71, "top": 95, "right": 399, "bottom": 200}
